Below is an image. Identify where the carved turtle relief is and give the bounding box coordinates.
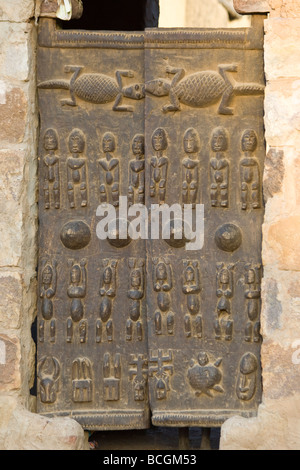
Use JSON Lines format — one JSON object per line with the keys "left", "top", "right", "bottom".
{"left": 188, "top": 352, "right": 224, "bottom": 397}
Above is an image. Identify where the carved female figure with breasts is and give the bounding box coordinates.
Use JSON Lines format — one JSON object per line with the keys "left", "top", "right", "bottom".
{"left": 240, "top": 129, "right": 260, "bottom": 210}
{"left": 68, "top": 260, "right": 87, "bottom": 322}
{"left": 98, "top": 132, "right": 120, "bottom": 207}
{"left": 244, "top": 264, "right": 261, "bottom": 342}
{"left": 127, "top": 259, "right": 144, "bottom": 341}
{"left": 128, "top": 134, "right": 145, "bottom": 206}
{"left": 40, "top": 261, "right": 57, "bottom": 321}
{"left": 150, "top": 128, "right": 168, "bottom": 204}
{"left": 43, "top": 128, "right": 60, "bottom": 209}
{"left": 39, "top": 260, "right": 58, "bottom": 342}
{"left": 182, "top": 261, "right": 202, "bottom": 338}
{"left": 99, "top": 260, "right": 117, "bottom": 342}
{"left": 214, "top": 263, "right": 234, "bottom": 341}
{"left": 182, "top": 128, "right": 200, "bottom": 208}
{"left": 67, "top": 129, "right": 87, "bottom": 208}
{"left": 153, "top": 259, "right": 174, "bottom": 335}
{"left": 210, "top": 127, "right": 229, "bottom": 208}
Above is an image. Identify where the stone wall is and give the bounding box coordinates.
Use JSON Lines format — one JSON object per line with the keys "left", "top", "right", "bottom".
{"left": 0, "top": 0, "right": 299, "bottom": 451}
{"left": 220, "top": 0, "right": 300, "bottom": 450}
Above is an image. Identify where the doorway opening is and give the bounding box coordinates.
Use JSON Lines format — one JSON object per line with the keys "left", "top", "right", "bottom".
{"left": 62, "top": 0, "right": 159, "bottom": 30}
{"left": 62, "top": 0, "right": 250, "bottom": 31}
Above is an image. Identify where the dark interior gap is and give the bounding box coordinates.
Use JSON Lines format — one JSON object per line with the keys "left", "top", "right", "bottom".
{"left": 88, "top": 426, "right": 221, "bottom": 450}
{"left": 30, "top": 316, "right": 37, "bottom": 396}
{"left": 63, "top": 0, "right": 159, "bottom": 31}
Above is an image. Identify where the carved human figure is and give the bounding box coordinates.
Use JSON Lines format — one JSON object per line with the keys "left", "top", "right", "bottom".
{"left": 182, "top": 128, "right": 200, "bottom": 208}
{"left": 67, "top": 260, "right": 87, "bottom": 343}
{"left": 214, "top": 263, "right": 234, "bottom": 341}
{"left": 240, "top": 129, "right": 260, "bottom": 210}
{"left": 103, "top": 353, "right": 121, "bottom": 401}
{"left": 40, "top": 260, "right": 57, "bottom": 321}
{"left": 67, "top": 128, "right": 87, "bottom": 208}
{"left": 182, "top": 261, "right": 202, "bottom": 338}
{"left": 72, "top": 357, "right": 93, "bottom": 402}
{"left": 127, "top": 259, "right": 144, "bottom": 341}
{"left": 43, "top": 128, "right": 60, "bottom": 209}
{"left": 244, "top": 264, "right": 261, "bottom": 342}
{"left": 209, "top": 127, "right": 229, "bottom": 207}
{"left": 98, "top": 132, "right": 119, "bottom": 207}
{"left": 37, "top": 356, "right": 60, "bottom": 404}
{"left": 150, "top": 128, "right": 168, "bottom": 204}
{"left": 152, "top": 258, "right": 174, "bottom": 335}
{"left": 129, "top": 354, "right": 148, "bottom": 402}
{"left": 128, "top": 134, "right": 145, "bottom": 206}
{"left": 236, "top": 353, "right": 258, "bottom": 401}
{"left": 99, "top": 260, "right": 117, "bottom": 342}
{"left": 148, "top": 350, "right": 173, "bottom": 400}
{"left": 39, "top": 260, "right": 57, "bottom": 343}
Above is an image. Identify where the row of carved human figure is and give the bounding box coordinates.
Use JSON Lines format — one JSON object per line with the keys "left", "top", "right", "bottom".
{"left": 39, "top": 258, "right": 261, "bottom": 345}
{"left": 42, "top": 126, "right": 261, "bottom": 210}
{"left": 37, "top": 347, "right": 259, "bottom": 406}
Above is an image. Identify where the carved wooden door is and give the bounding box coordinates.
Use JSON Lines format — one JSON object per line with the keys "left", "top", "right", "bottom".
{"left": 36, "top": 17, "right": 265, "bottom": 430}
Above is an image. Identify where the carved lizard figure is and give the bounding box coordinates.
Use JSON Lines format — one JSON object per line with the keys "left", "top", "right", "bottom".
{"left": 38, "top": 65, "right": 145, "bottom": 111}
{"left": 145, "top": 63, "right": 264, "bottom": 115}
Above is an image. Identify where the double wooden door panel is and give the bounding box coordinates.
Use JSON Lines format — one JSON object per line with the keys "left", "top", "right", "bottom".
{"left": 36, "top": 17, "right": 265, "bottom": 430}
